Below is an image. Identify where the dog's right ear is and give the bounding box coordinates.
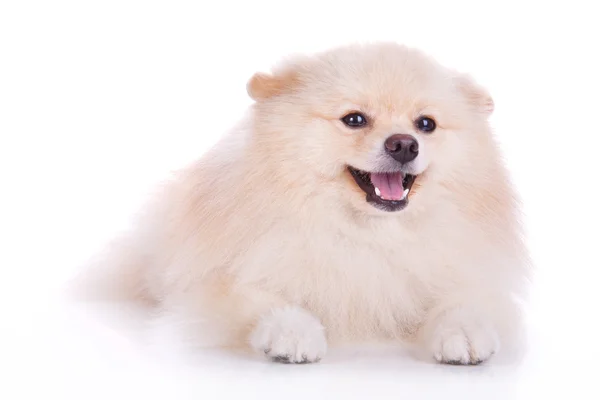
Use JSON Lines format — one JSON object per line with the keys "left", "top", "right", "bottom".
{"left": 246, "top": 69, "right": 299, "bottom": 101}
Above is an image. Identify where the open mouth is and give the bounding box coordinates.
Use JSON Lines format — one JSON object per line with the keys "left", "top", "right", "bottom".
{"left": 347, "top": 166, "right": 417, "bottom": 212}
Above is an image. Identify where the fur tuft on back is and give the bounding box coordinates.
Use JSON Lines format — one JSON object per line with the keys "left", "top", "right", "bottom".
{"left": 66, "top": 234, "right": 150, "bottom": 304}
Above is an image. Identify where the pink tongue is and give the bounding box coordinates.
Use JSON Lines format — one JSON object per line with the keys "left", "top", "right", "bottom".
{"left": 370, "top": 172, "right": 404, "bottom": 200}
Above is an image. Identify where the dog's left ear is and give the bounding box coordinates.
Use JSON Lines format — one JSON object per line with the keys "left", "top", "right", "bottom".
{"left": 453, "top": 73, "right": 494, "bottom": 116}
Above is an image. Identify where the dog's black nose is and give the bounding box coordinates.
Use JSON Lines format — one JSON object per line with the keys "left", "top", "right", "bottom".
{"left": 384, "top": 134, "right": 419, "bottom": 164}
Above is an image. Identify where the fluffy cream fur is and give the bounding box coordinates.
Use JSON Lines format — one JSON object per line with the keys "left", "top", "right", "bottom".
{"left": 78, "top": 42, "right": 531, "bottom": 365}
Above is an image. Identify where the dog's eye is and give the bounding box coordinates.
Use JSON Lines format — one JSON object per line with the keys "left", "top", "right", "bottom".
{"left": 341, "top": 112, "right": 368, "bottom": 128}
{"left": 415, "top": 116, "right": 436, "bottom": 133}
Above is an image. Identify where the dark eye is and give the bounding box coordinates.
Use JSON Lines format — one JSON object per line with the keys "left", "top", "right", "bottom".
{"left": 341, "top": 112, "right": 368, "bottom": 128}
{"left": 415, "top": 116, "right": 436, "bottom": 133}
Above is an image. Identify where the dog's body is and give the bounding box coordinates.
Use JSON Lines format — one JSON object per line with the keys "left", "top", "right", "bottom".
{"left": 82, "top": 43, "right": 530, "bottom": 365}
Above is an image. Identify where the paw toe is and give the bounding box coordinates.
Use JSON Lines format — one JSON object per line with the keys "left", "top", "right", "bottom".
{"left": 429, "top": 310, "right": 499, "bottom": 366}
{"left": 250, "top": 306, "right": 328, "bottom": 365}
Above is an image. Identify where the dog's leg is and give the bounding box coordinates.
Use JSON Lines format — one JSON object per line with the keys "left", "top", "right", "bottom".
{"left": 249, "top": 306, "right": 328, "bottom": 364}
{"left": 154, "top": 280, "right": 327, "bottom": 363}
{"left": 419, "top": 295, "right": 520, "bottom": 365}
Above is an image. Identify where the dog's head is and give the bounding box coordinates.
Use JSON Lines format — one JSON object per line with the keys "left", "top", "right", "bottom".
{"left": 247, "top": 43, "right": 495, "bottom": 215}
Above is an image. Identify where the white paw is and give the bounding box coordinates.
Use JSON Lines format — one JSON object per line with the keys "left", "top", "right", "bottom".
{"left": 428, "top": 308, "right": 499, "bottom": 365}
{"left": 249, "top": 306, "right": 327, "bottom": 364}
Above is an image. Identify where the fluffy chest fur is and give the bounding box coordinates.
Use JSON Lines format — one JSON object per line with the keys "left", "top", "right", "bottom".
{"left": 223, "top": 196, "right": 473, "bottom": 343}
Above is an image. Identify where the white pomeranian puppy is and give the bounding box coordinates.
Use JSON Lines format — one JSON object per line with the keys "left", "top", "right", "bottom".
{"left": 78, "top": 42, "right": 530, "bottom": 365}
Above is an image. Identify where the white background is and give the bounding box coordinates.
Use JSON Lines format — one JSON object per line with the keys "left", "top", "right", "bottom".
{"left": 1, "top": 1, "right": 599, "bottom": 399}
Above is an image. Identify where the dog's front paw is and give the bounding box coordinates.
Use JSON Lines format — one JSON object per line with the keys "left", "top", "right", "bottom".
{"left": 249, "top": 306, "right": 327, "bottom": 364}
{"left": 426, "top": 307, "right": 499, "bottom": 365}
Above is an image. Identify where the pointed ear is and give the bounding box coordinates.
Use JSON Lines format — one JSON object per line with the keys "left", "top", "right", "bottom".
{"left": 246, "top": 68, "right": 300, "bottom": 101}
{"left": 454, "top": 73, "right": 494, "bottom": 115}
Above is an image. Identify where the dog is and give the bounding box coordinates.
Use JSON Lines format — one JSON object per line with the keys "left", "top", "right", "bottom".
{"left": 79, "top": 42, "right": 530, "bottom": 365}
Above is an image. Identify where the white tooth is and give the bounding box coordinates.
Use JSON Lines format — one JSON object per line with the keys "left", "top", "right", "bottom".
{"left": 374, "top": 187, "right": 381, "bottom": 197}
{"left": 402, "top": 188, "right": 409, "bottom": 200}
